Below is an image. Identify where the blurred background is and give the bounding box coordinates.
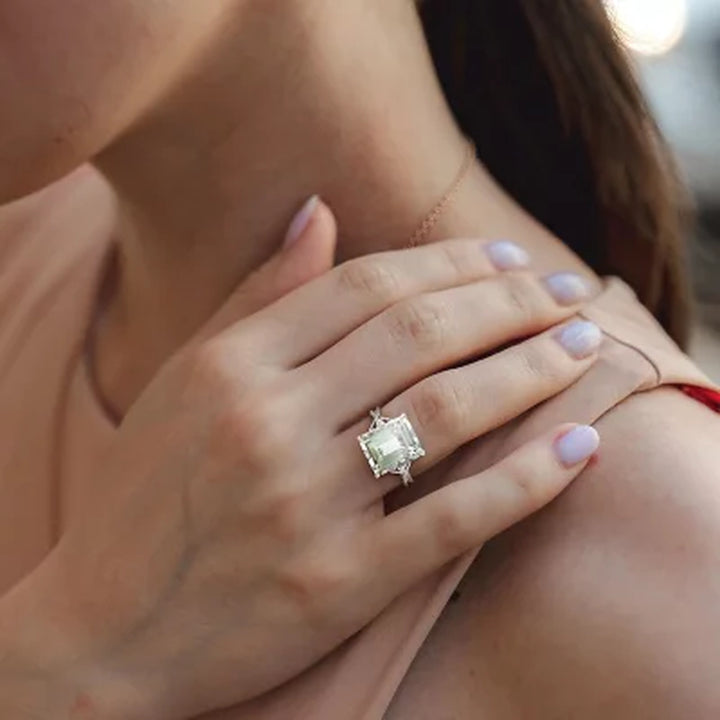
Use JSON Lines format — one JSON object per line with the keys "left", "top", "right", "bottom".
{"left": 604, "top": 0, "right": 720, "bottom": 380}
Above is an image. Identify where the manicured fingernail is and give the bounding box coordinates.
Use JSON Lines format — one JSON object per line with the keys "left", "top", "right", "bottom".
{"left": 543, "top": 272, "right": 590, "bottom": 305}
{"left": 284, "top": 195, "right": 319, "bottom": 248}
{"left": 555, "top": 320, "right": 602, "bottom": 359}
{"left": 554, "top": 425, "right": 600, "bottom": 467}
{"left": 485, "top": 240, "right": 530, "bottom": 271}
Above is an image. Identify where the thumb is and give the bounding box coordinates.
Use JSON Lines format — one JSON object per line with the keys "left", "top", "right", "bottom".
{"left": 258, "top": 195, "right": 338, "bottom": 311}
{"left": 198, "top": 196, "right": 337, "bottom": 341}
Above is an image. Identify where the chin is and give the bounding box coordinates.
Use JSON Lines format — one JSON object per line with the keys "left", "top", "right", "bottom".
{"left": 0, "top": 150, "right": 83, "bottom": 205}
{"left": 0, "top": 108, "right": 104, "bottom": 204}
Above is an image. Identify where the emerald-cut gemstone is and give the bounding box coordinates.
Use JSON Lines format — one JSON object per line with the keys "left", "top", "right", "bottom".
{"left": 358, "top": 412, "right": 426, "bottom": 481}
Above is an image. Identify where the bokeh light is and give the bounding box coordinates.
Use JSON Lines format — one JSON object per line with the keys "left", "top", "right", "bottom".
{"left": 605, "top": 0, "right": 687, "bottom": 56}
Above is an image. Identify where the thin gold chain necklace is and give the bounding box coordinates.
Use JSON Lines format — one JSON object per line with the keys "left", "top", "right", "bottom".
{"left": 405, "top": 138, "right": 476, "bottom": 247}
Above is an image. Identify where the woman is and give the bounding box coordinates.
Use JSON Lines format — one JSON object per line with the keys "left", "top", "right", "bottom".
{"left": 0, "top": 1, "right": 718, "bottom": 718}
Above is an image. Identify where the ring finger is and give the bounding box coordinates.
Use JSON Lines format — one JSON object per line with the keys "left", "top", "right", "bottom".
{"left": 325, "top": 318, "right": 603, "bottom": 503}
{"left": 302, "top": 270, "right": 592, "bottom": 430}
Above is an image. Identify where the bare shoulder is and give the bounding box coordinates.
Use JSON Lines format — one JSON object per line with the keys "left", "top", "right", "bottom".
{"left": 387, "top": 387, "right": 720, "bottom": 719}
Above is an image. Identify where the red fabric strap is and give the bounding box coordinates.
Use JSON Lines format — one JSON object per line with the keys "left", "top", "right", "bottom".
{"left": 680, "top": 385, "right": 720, "bottom": 413}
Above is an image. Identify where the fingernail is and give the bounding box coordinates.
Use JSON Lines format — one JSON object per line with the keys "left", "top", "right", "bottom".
{"left": 554, "top": 425, "right": 600, "bottom": 467}
{"left": 555, "top": 320, "right": 602, "bottom": 359}
{"left": 543, "top": 272, "right": 590, "bottom": 305}
{"left": 284, "top": 195, "right": 319, "bottom": 248}
{"left": 485, "top": 240, "right": 530, "bottom": 271}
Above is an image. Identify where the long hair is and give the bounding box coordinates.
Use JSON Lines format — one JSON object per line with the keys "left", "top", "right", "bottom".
{"left": 421, "top": 0, "right": 691, "bottom": 345}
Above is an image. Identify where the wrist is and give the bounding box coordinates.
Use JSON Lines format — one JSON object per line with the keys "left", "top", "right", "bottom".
{"left": 0, "top": 551, "right": 154, "bottom": 720}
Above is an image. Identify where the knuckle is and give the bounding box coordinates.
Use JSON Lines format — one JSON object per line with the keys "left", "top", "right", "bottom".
{"left": 429, "top": 497, "right": 474, "bottom": 557}
{"left": 184, "top": 338, "right": 252, "bottom": 397}
{"left": 504, "top": 456, "right": 550, "bottom": 508}
{"left": 440, "top": 240, "right": 484, "bottom": 281}
{"left": 388, "top": 296, "right": 448, "bottom": 351}
{"left": 411, "top": 371, "right": 466, "bottom": 436}
{"left": 336, "top": 257, "right": 401, "bottom": 303}
{"left": 277, "top": 558, "right": 354, "bottom": 625}
{"left": 184, "top": 340, "right": 229, "bottom": 388}
{"left": 517, "top": 341, "right": 565, "bottom": 386}
{"left": 213, "top": 395, "right": 289, "bottom": 471}
{"left": 499, "top": 273, "right": 546, "bottom": 325}
{"left": 261, "top": 486, "right": 309, "bottom": 545}
{"left": 221, "top": 402, "right": 270, "bottom": 448}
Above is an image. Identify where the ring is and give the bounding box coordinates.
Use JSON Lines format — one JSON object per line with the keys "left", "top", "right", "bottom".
{"left": 357, "top": 407, "right": 426, "bottom": 487}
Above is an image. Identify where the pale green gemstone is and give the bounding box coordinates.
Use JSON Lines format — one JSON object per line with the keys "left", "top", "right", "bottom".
{"left": 359, "top": 414, "right": 425, "bottom": 477}
{"left": 366, "top": 426, "right": 407, "bottom": 474}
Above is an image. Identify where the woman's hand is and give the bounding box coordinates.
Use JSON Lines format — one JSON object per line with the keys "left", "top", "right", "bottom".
{"left": 1, "top": 199, "right": 602, "bottom": 719}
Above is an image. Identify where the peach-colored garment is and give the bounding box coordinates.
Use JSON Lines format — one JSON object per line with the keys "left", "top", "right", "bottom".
{"left": 0, "top": 191, "right": 717, "bottom": 718}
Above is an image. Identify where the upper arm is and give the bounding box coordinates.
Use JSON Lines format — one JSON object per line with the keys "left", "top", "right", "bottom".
{"left": 475, "top": 387, "right": 720, "bottom": 718}
{"left": 388, "top": 387, "right": 720, "bottom": 719}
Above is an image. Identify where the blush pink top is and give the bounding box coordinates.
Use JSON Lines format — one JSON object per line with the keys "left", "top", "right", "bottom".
{"left": 0, "top": 173, "right": 718, "bottom": 719}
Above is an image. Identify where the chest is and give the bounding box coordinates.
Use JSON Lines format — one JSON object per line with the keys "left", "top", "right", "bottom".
{"left": 0, "top": 310, "right": 76, "bottom": 592}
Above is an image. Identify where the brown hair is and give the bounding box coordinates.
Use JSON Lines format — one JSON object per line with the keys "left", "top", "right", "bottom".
{"left": 421, "top": 0, "right": 691, "bottom": 346}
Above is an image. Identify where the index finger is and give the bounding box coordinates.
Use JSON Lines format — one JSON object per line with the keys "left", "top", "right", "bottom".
{"left": 226, "top": 237, "right": 530, "bottom": 367}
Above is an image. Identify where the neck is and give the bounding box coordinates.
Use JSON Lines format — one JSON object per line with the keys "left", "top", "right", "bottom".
{"left": 92, "top": 0, "right": 596, "bottom": 414}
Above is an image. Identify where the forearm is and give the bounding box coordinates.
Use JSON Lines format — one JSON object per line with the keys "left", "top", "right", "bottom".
{"left": 0, "top": 647, "right": 133, "bottom": 720}
{"left": 0, "top": 573, "right": 82, "bottom": 718}
{"left": 0, "top": 649, "right": 75, "bottom": 719}
{"left": 0, "top": 555, "right": 146, "bottom": 720}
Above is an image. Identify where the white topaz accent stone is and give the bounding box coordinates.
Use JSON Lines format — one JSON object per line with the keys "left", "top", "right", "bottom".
{"left": 358, "top": 411, "right": 426, "bottom": 481}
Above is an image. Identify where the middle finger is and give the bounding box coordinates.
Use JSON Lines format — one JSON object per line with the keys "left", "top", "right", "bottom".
{"left": 300, "top": 270, "right": 591, "bottom": 430}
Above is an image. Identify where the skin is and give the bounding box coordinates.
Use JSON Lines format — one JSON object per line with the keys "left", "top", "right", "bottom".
{"left": 387, "top": 388, "right": 720, "bottom": 720}
{"left": 2, "top": 0, "right": 599, "bottom": 415}
{"left": 0, "top": 0, "right": 719, "bottom": 718}
{"left": 0, "top": 219, "right": 602, "bottom": 719}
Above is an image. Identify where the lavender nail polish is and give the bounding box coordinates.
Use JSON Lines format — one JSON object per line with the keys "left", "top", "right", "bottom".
{"left": 554, "top": 425, "right": 600, "bottom": 467}
{"left": 284, "top": 195, "right": 319, "bottom": 248}
{"left": 544, "top": 272, "right": 590, "bottom": 306}
{"left": 485, "top": 240, "right": 530, "bottom": 271}
{"left": 556, "top": 321, "right": 602, "bottom": 359}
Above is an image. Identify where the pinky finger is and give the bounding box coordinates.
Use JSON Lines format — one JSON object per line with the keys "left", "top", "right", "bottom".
{"left": 366, "top": 424, "right": 600, "bottom": 600}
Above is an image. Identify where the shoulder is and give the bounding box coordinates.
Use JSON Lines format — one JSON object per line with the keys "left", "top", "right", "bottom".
{"left": 388, "top": 387, "right": 720, "bottom": 719}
